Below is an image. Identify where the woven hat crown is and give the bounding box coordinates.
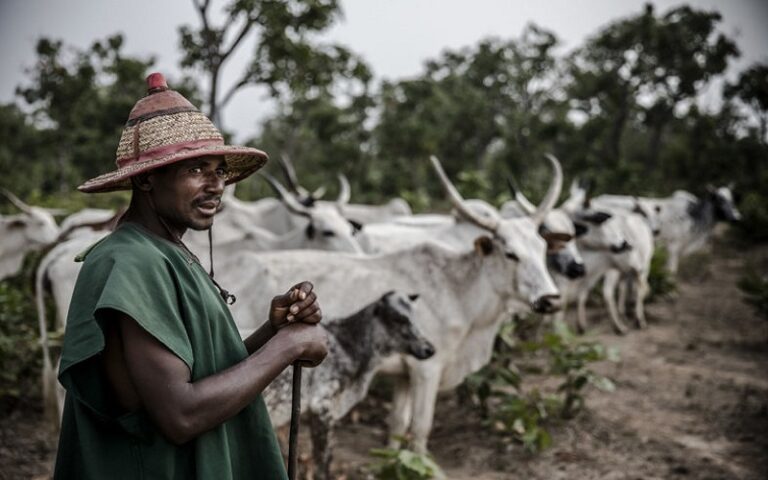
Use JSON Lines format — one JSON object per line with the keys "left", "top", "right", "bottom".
{"left": 78, "top": 72, "right": 267, "bottom": 193}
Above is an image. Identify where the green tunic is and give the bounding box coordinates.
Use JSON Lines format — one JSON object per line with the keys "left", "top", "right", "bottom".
{"left": 54, "top": 222, "right": 287, "bottom": 480}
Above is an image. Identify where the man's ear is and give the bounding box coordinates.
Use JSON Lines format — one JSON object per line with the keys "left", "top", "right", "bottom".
{"left": 473, "top": 235, "right": 494, "bottom": 256}
{"left": 131, "top": 172, "right": 153, "bottom": 192}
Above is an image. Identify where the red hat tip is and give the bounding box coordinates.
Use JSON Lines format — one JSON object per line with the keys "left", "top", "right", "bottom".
{"left": 146, "top": 73, "right": 168, "bottom": 94}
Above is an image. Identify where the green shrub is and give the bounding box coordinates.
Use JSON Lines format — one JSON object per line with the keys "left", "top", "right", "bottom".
{"left": 0, "top": 253, "right": 46, "bottom": 405}
{"left": 369, "top": 439, "right": 445, "bottom": 480}
{"left": 461, "top": 319, "right": 618, "bottom": 453}
{"left": 648, "top": 247, "right": 676, "bottom": 299}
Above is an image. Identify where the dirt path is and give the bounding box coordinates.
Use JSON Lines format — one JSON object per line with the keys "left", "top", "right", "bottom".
{"left": 2, "top": 241, "right": 767, "bottom": 479}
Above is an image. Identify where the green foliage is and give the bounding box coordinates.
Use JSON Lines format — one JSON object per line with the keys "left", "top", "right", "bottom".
{"left": 738, "top": 268, "right": 768, "bottom": 321}
{"left": 0, "top": 254, "right": 45, "bottom": 404}
{"left": 462, "top": 318, "right": 617, "bottom": 453}
{"left": 648, "top": 247, "right": 677, "bottom": 299}
{"left": 369, "top": 439, "right": 445, "bottom": 480}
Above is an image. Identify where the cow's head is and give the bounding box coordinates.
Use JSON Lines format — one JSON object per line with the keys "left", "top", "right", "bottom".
{"left": 430, "top": 155, "right": 561, "bottom": 314}
{"left": 632, "top": 198, "right": 662, "bottom": 236}
{"left": 373, "top": 291, "right": 435, "bottom": 360}
{"left": 261, "top": 174, "right": 364, "bottom": 253}
{"left": 708, "top": 184, "right": 741, "bottom": 222}
{"left": 504, "top": 181, "right": 586, "bottom": 280}
{"left": 561, "top": 182, "right": 631, "bottom": 254}
{"left": 1, "top": 189, "right": 59, "bottom": 247}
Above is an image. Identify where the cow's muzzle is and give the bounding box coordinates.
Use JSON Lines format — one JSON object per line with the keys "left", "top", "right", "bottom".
{"left": 565, "top": 261, "right": 586, "bottom": 279}
{"left": 410, "top": 341, "right": 436, "bottom": 360}
{"left": 532, "top": 294, "right": 561, "bottom": 314}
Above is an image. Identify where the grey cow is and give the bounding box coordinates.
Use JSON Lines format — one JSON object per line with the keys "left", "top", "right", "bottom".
{"left": 262, "top": 291, "right": 435, "bottom": 480}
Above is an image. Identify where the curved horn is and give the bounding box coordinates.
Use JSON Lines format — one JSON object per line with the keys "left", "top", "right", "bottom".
{"left": 429, "top": 156, "right": 498, "bottom": 232}
{"left": 311, "top": 186, "right": 326, "bottom": 200}
{"left": 508, "top": 176, "right": 536, "bottom": 215}
{"left": 336, "top": 174, "right": 351, "bottom": 205}
{"left": 259, "top": 173, "right": 311, "bottom": 217}
{"left": 0, "top": 188, "right": 35, "bottom": 215}
{"left": 531, "top": 154, "right": 562, "bottom": 226}
{"left": 278, "top": 154, "right": 309, "bottom": 197}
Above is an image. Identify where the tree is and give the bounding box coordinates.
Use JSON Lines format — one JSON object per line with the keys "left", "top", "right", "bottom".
{"left": 726, "top": 64, "right": 768, "bottom": 144}
{"left": 567, "top": 4, "right": 738, "bottom": 181}
{"left": 178, "top": 0, "right": 370, "bottom": 129}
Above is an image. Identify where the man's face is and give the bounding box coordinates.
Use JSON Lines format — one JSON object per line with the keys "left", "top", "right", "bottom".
{"left": 149, "top": 155, "right": 227, "bottom": 232}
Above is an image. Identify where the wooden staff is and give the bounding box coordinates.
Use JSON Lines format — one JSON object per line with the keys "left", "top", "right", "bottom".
{"left": 287, "top": 362, "right": 302, "bottom": 480}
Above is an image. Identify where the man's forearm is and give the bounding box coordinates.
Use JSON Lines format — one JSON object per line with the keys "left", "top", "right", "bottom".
{"left": 243, "top": 319, "right": 277, "bottom": 354}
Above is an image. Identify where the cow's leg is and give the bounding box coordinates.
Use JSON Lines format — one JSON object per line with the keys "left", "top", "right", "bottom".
{"left": 309, "top": 412, "right": 334, "bottom": 480}
{"left": 576, "top": 286, "right": 589, "bottom": 334}
{"left": 617, "top": 274, "right": 630, "bottom": 317}
{"left": 666, "top": 246, "right": 680, "bottom": 276}
{"left": 634, "top": 273, "right": 649, "bottom": 329}
{"left": 603, "top": 269, "right": 628, "bottom": 334}
{"left": 408, "top": 362, "right": 442, "bottom": 454}
{"left": 387, "top": 376, "right": 412, "bottom": 448}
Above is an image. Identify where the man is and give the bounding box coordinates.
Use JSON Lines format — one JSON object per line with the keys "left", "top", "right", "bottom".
{"left": 54, "top": 73, "right": 327, "bottom": 479}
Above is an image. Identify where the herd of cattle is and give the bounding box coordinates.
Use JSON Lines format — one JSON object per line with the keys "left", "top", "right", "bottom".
{"left": 0, "top": 155, "right": 740, "bottom": 478}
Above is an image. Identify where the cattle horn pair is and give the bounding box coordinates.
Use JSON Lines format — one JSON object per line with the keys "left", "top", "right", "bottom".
{"left": 508, "top": 154, "right": 563, "bottom": 225}
{"left": 260, "top": 174, "right": 313, "bottom": 218}
{"left": 278, "top": 154, "right": 326, "bottom": 203}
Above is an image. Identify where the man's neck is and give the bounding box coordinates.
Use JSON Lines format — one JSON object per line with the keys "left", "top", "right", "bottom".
{"left": 123, "top": 197, "right": 186, "bottom": 243}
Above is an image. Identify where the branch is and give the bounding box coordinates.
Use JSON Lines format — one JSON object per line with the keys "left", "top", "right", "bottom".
{"left": 221, "top": 14, "right": 257, "bottom": 62}
{"left": 218, "top": 72, "right": 253, "bottom": 110}
{"left": 193, "top": 0, "right": 213, "bottom": 37}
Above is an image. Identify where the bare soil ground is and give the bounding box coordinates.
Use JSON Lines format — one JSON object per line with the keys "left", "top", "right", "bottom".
{"left": 2, "top": 240, "right": 767, "bottom": 480}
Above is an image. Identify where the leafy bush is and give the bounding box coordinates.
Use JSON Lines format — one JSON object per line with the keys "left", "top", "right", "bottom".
{"left": 369, "top": 439, "right": 445, "bottom": 480}
{"left": 0, "top": 253, "right": 45, "bottom": 407}
{"left": 461, "top": 318, "right": 617, "bottom": 452}
{"left": 738, "top": 268, "right": 768, "bottom": 321}
{"left": 648, "top": 247, "right": 676, "bottom": 299}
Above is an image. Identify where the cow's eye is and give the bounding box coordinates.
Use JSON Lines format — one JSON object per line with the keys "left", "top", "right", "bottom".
{"left": 505, "top": 252, "right": 519, "bottom": 262}
{"left": 322, "top": 230, "right": 335, "bottom": 237}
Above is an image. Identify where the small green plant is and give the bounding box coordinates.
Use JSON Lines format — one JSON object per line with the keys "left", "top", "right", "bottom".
{"left": 738, "top": 268, "right": 768, "bottom": 321}
{"left": 369, "top": 437, "right": 444, "bottom": 480}
{"left": 648, "top": 247, "right": 676, "bottom": 299}
{"left": 461, "top": 319, "right": 618, "bottom": 453}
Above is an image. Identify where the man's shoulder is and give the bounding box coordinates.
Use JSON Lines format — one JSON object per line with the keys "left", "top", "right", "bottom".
{"left": 82, "top": 223, "right": 175, "bottom": 267}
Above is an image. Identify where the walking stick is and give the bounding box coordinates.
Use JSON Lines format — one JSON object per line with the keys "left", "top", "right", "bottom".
{"left": 287, "top": 362, "right": 302, "bottom": 480}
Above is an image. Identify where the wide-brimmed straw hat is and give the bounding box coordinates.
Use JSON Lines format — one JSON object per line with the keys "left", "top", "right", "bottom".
{"left": 78, "top": 72, "right": 268, "bottom": 193}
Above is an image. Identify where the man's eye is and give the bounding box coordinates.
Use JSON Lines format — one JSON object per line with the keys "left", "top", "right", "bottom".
{"left": 216, "top": 168, "right": 228, "bottom": 178}
{"left": 189, "top": 167, "right": 203, "bottom": 174}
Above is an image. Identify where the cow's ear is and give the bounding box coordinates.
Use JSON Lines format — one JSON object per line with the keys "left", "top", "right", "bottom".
{"left": 583, "top": 211, "right": 612, "bottom": 225}
{"left": 574, "top": 222, "right": 588, "bottom": 237}
{"left": 473, "top": 236, "right": 494, "bottom": 256}
{"left": 348, "top": 219, "right": 363, "bottom": 233}
{"left": 305, "top": 223, "right": 316, "bottom": 239}
{"left": 408, "top": 293, "right": 420, "bottom": 302}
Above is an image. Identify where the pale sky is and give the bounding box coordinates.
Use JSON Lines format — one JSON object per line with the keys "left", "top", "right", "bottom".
{"left": 1, "top": 0, "right": 766, "bottom": 141}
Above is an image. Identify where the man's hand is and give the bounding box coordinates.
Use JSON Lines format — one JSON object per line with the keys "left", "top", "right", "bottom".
{"left": 269, "top": 281, "right": 322, "bottom": 330}
{"left": 275, "top": 322, "right": 328, "bottom": 367}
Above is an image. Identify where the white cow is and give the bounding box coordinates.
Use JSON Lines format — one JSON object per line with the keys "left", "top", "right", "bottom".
{"left": 222, "top": 157, "right": 560, "bottom": 453}
{"left": 555, "top": 183, "right": 654, "bottom": 334}
{"left": 592, "top": 185, "right": 740, "bottom": 275}
{"left": 0, "top": 189, "right": 59, "bottom": 280}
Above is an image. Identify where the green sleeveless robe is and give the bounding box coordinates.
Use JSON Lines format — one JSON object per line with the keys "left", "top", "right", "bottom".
{"left": 54, "top": 222, "right": 287, "bottom": 480}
